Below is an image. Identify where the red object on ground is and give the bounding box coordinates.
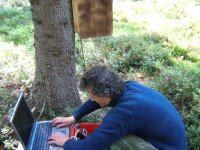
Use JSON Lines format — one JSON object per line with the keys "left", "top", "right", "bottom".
{"left": 70, "top": 123, "right": 100, "bottom": 137}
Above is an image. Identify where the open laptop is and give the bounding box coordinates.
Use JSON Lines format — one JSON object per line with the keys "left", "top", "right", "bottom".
{"left": 10, "top": 92, "right": 70, "bottom": 150}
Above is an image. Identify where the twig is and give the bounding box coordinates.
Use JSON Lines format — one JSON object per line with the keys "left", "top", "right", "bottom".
{"left": 37, "top": 101, "right": 45, "bottom": 121}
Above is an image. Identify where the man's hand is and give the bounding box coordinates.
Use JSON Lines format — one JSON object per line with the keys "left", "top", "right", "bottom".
{"left": 48, "top": 133, "right": 69, "bottom": 146}
{"left": 51, "top": 116, "right": 75, "bottom": 128}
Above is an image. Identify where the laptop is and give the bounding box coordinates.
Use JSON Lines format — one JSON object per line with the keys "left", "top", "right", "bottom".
{"left": 10, "top": 92, "right": 70, "bottom": 150}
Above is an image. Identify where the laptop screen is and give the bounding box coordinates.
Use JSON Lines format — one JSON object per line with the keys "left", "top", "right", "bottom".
{"left": 10, "top": 93, "right": 35, "bottom": 149}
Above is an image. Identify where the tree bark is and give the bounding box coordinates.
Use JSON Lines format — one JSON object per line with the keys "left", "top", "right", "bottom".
{"left": 30, "top": 0, "right": 81, "bottom": 113}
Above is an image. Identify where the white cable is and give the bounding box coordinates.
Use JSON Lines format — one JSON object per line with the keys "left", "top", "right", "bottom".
{"left": 71, "top": 127, "right": 88, "bottom": 141}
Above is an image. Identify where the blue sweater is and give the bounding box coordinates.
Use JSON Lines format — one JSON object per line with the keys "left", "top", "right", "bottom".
{"left": 64, "top": 81, "right": 187, "bottom": 150}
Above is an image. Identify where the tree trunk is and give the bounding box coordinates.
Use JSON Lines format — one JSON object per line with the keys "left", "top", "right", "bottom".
{"left": 30, "top": 0, "right": 81, "bottom": 113}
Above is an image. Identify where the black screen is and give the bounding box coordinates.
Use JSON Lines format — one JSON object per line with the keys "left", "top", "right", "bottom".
{"left": 12, "top": 94, "right": 35, "bottom": 148}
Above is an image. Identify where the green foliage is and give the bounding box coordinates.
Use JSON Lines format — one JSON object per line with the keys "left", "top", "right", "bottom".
{"left": 0, "top": 126, "right": 15, "bottom": 150}
{"left": 0, "top": 87, "right": 16, "bottom": 149}
{"left": 37, "top": 107, "right": 76, "bottom": 121}
{"left": 196, "top": 0, "right": 200, "bottom": 5}
{"left": 1, "top": 0, "right": 200, "bottom": 149}
{"left": 148, "top": 62, "right": 200, "bottom": 149}
{"left": 0, "top": 87, "right": 13, "bottom": 126}
{"left": 47, "top": 108, "right": 57, "bottom": 119}
{"left": 84, "top": 33, "right": 172, "bottom": 75}
{"left": 0, "top": 7, "right": 34, "bottom": 48}
{"left": 149, "top": 62, "right": 200, "bottom": 107}
{"left": 0, "top": 42, "right": 34, "bottom": 83}
{"left": 81, "top": 108, "right": 109, "bottom": 123}
{"left": 172, "top": 46, "right": 188, "bottom": 58}
{"left": 158, "top": 0, "right": 188, "bottom": 19}
{"left": 0, "top": 42, "right": 33, "bottom": 148}
{"left": 182, "top": 92, "right": 200, "bottom": 150}
{"left": 171, "top": 45, "right": 199, "bottom": 62}
{"left": 3, "top": 139, "right": 13, "bottom": 150}
{"left": 75, "top": 34, "right": 87, "bottom": 71}
{"left": 113, "top": 20, "right": 138, "bottom": 36}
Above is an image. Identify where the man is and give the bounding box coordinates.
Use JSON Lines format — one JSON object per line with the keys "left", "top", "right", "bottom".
{"left": 48, "top": 65, "right": 187, "bottom": 150}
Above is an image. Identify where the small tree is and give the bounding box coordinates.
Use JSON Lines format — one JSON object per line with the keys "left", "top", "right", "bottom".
{"left": 30, "top": 0, "right": 81, "bottom": 113}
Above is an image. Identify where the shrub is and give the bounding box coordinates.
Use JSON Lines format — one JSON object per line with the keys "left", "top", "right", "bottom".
{"left": 172, "top": 46, "right": 189, "bottom": 59}
{"left": 149, "top": 61, "right": 200, "bottom": 108}
{"left": 0, "top": 7, "right": 33, "bottom": 47}
{"left": 142, "top": 44, "right": 172, "bottom": 75}
{"left": 148, "top": 61, "right": 200, "bottom": 149}
{"left": 92, "top": 33, "right": 173, "bottom": 75}
{"left": 182, "top": 92, "right": 200, "bottom": 150}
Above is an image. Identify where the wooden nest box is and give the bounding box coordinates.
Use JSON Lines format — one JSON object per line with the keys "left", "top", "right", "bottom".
{"left": 72, "top": 0, "right": 113, "bottom": 39}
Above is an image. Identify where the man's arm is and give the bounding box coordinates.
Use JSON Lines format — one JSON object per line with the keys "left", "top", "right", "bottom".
{"left": 64, "top": 112, "right": 129, "bottom": 150}
{"left": 73, "top": 99, "right": 101, "bottom": 121}
{"left": 51, "top": 99, "right": 100, "bottom": 128}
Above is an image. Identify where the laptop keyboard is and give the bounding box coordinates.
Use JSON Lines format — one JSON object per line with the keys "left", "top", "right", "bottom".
{"left": 32, "top": 122, "right": 52, "bottom": 150}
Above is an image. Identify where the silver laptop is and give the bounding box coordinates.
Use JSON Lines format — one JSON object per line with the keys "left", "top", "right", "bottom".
{"left": 10, "top": 92, "right": 70, "bottom": 150}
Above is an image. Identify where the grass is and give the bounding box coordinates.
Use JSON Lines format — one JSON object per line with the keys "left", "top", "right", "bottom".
{"left": 0, "top": 0, "right": 200, "bottom": 149}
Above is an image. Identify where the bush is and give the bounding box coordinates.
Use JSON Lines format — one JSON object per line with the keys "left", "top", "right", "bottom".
{"left": 171, "top": 45, "right": 199, "bottom": 62}
{"left": 142, "top": 44, "right": 172, "bottom": 75}
{"left": 149, "top": 61, "right": 200, "bottom": 108}
{"left": 148, "top": 62, "right": 200, "bottom": 149}
{"left": 0, "top": 7, "right": 33, "bottom": 48}
{"left": 86, "top": 33, "right": 172, "bottom": 75}
{"left": 182, "top": 92, "right": 200, "bottom": 150}
{"left": 147, "top": 61, "right": 200, "bottom": 149}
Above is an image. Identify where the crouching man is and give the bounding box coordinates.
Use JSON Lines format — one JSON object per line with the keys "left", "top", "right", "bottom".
{"left": 48, "top": 65, "right": 187, "bottom": 150}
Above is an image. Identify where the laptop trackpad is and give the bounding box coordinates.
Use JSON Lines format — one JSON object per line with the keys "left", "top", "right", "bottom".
{"left": 49, "top": 127, "right": 69, "bottom": 150}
